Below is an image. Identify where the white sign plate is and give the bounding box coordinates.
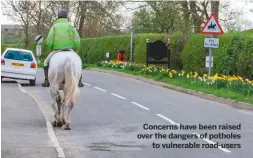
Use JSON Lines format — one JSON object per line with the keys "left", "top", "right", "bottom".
{"left": 106, "top": 52, "right": 110, "bottom": 58}
{"left": 205, "top": 56, "right": 213, "bottom": 68}
{"left": 204, "top": 38, "right": 219, "bottom": 48}
{"left": 205, "top": 62, "right": 213, "bottom": 68}
{"left": 36, "top": 45, "right": 41, "bottom": 56}
{"left": 206, "top": 56, "right": 213, "bottom": 62}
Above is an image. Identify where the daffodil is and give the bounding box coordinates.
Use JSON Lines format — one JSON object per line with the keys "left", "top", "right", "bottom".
{"left": 169, "top": 72, "right": 173, "bottom": 78}
{"left": 187, "top": 73, "right": 190, "bottom": 78}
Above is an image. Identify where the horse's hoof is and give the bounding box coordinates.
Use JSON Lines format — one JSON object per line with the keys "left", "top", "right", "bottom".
{"left": 62, "top": 119, "right": 66, "bottom": 125}
{"left": 78, "top": 83, "right": 84, "bottom": 87}
{"left": 64, "top": 124, "right": 71, "bottom": 130}
{"left": 64, "top": 127, "right": 71, "bottom": 130}
{"left": 57, "top": 121, "right": 63, "bottom": 127}
{"left": 52, "top": 121, "right": 57, "bottom": 127}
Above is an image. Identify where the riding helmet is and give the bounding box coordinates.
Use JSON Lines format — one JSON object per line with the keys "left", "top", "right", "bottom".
{"left": 58, "top": 9, "right": 68, "bottom": 19}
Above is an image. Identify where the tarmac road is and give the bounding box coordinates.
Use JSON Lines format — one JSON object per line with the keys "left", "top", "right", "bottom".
{"left": 14, "top": 69, "right": 253, "bottom": 158}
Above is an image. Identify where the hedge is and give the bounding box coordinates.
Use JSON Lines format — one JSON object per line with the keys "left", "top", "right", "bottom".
{"left": 1, "top": 31, "right": 253, "bottom": 79}
{"left": 80, "top": 35, "right": 131, "bottom": 63}
{"left": 181, "top": 31, "right": 253, "bottom": 79}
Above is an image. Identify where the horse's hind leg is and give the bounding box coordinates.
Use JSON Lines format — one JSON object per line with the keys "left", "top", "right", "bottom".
{"left": 61, "top": 104, "right": 66, "bottom": 125}
{"left": 57, "top": 90, "right": 66, "bottom": 125}
{"left": 56, "top": 95, "right": 64, "bottom": 127}
{"left": 64, "top": 103, "right": 74, "bottom": 130}
{"left": 50, "top": 87, "right": 58, "bottom": 127}
{"left": 50, "top": 85, "right": 63, "bottom": 127}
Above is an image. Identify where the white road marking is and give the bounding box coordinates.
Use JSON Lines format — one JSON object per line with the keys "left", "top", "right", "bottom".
{"left": 193, "top": 133, "right": 231, "bottom": 153}
{"left": 17, "top": 83, "right": 65, "bottom": 158}
{"left": 83, "top": 82, "right": 91, "bottom": 86}
{"left": 131, "top": 102, "right": 150, "bottom": 110}
{"left": 94, "top": 86, "right": 107, "bottom": 92}
{"left": 156, "top": 114, "right": 180, "bottom": 126}
{"left": 111, "top": 93, "right": 126, "bottom": 99}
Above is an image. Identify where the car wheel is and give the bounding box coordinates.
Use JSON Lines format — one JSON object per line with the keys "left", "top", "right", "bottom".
{"left": 30, "top": 79, "right": 36, "bottom": 86}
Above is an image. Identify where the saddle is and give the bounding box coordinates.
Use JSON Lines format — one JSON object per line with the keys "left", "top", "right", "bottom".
{"left": 48, "top": 48, "right": 72, "bottom": 67}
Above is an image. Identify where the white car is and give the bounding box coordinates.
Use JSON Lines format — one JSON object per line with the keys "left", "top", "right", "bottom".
{"left": 1, "top": 48, "right": 37, "bottom": 86}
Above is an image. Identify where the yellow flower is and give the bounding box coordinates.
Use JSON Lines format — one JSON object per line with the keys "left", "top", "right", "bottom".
{"left": 187, "top": 73, "right": 190, "bottom": 78}
{"left": 169, "top": 72, "right": 173, "bottom": 78}
{"left": 193, "top": 72, "right": 198, "bottom": 78}
{"left": 238, "top": 76, "right": 243, "bottom": 81}
{"left": 213, "top": 74, "right": 219, "bottom": 80}
{"left": 172, "top": 70, "right": 177, "bottom": 74}
{"left": 202, "top": 74, "right": 207, "bottom": 79}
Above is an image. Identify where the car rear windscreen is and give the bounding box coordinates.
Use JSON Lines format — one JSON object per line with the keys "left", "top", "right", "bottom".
{"left": 4, "top": 50, "right": 33, "bottom": 61}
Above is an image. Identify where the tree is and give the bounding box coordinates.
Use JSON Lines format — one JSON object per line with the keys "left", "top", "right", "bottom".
{"left": 180, "top": 1, "right": 191, "bottom": 41}
{"left": 69, "top": 1, "right": 124, "bottom": 38}
{"left": 2, "top": 0, "right": 37, "bottom": 47}
{"left": 211, "top": 1, "right": 219, "bottom": 17}
{"left": 131, "top": 1, "right": 183, "bottom": 34}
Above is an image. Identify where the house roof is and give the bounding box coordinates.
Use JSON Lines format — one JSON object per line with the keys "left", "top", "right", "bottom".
{"left": 1, "top": 25, "right": 23, "bottom": 30}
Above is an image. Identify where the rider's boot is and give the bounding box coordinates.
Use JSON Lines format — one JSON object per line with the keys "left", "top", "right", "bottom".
{"left": 41, "top": 66, "right": 50, "bottom": 87}
{"left": 78, "top": 74, "right": 84, "bottom": 87}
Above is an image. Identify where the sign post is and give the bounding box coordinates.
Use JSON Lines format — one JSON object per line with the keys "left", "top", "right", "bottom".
{"left": 130, "top": 26, "right": 133, "bottom": 63}
{"left": 35, "top": 35, "right": 43, "bottom": 63}
{"left": 200, "top": 13, "right": 224, "bottom": 76}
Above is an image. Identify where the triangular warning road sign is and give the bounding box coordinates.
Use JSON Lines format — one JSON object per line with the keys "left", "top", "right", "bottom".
{"left": 200, "top": 13, "right": 224, "bottom": 34}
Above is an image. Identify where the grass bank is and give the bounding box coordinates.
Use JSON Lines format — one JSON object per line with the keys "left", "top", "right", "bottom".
{"left": 84, "top": 62, "right": 253, "bottom": 105}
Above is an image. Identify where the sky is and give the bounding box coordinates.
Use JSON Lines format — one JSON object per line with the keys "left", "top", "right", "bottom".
{"left": 1, "top": 0, "right": 253, "bottom": 31}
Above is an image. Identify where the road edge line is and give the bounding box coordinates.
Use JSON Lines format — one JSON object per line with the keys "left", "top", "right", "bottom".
{"left": 17, "top": 83, "right": 65, "bottom": 158}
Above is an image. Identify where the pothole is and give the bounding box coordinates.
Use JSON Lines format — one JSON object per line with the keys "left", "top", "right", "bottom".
{"left": 87, "top": 142, "right": 145, "bottom": 151}
{"left": 115, "top": 126, "right": 139, "bottom": 133}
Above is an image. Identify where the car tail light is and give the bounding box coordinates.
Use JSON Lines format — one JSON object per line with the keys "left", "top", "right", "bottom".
{"left": 30, "top": 62, "right": 36, "bottom": 68}
{"left": 1, "top": 59, "right": 5, "bottom": 65}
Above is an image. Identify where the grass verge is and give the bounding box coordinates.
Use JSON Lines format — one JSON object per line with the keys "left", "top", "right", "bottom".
{"left": 84, "top": 64, "right": 253, "bottom": 105}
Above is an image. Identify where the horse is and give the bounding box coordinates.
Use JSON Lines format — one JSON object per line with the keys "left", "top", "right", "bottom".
{"left": 48, "top": 49, "right": 82, "bottom": 130}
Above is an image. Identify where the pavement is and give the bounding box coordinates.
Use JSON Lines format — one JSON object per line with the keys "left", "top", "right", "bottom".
{"left": 2, "top": 69, "right": 253, "bottom": 158}
{"left": 1, "top": 80, "right": 57, "bottom": 158}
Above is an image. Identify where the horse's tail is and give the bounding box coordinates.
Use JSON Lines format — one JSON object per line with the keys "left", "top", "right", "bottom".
{"left": 64, "top": 57, "right": 80, "bottom": 106}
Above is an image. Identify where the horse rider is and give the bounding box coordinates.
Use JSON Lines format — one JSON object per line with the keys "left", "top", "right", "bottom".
{"left": 41, "top": 8, "right": 84, "bottom": 87}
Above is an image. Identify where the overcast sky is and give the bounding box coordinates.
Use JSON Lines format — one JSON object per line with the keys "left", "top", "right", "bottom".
{"left": 1, "top": 0, "right": 253, "bottom": 31}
